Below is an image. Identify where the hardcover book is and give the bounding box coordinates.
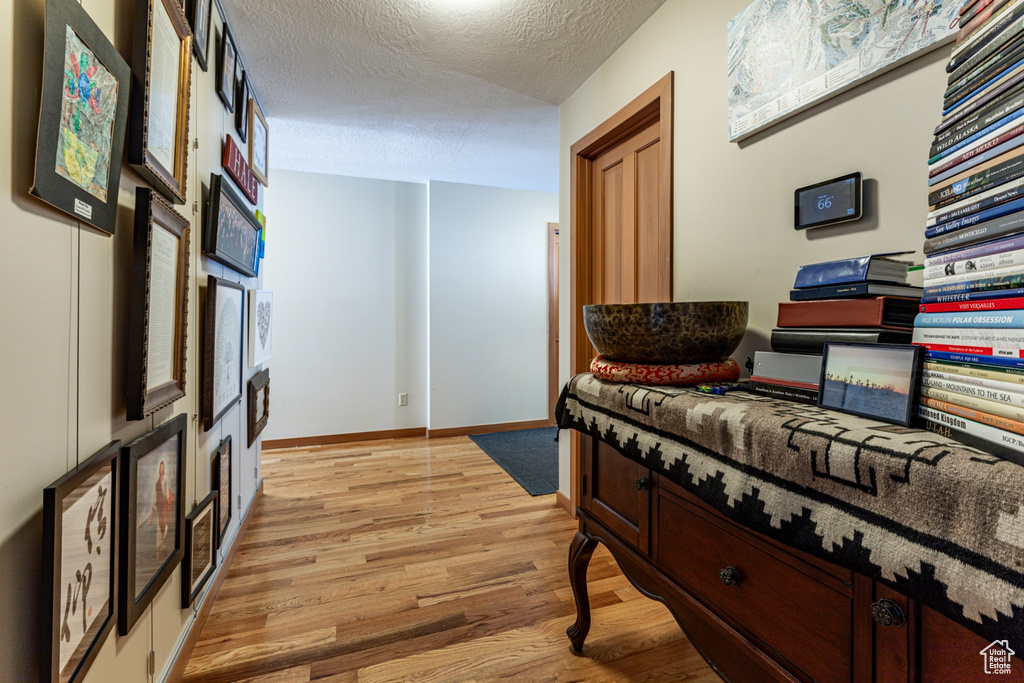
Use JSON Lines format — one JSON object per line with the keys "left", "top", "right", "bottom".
{"left": 747, "top": 381, "right": 818, "bottom": 406}
{"left": 752, "top": 351, "right": 822, "bottom": 385}
{"left": 793, "top": 253, "right": 910, "bottom": 289}
{"left": 916, "top": 405, "right": 1024, "bottom": 465}
{"left": 923, "top": 210, "right": 1024, "bottom": 254}
{"left": 921, "top": 295, "right": 1024, "bottom": 311}
{"left": 789, "top": 283, "right": 923, "bottom": 301}
{"left": 770, "top": 327, "right": 913, "bottom": 355}
{"left": 777, "top": 297, "right": 919, "bottom": 329}
{"left": 922, "top": 285, "right": 1024, "bottom": 303}
{"left": 915, "top": 309, "right": 1024, "bottom": 327}
{"left": 923, "top": 233, "right": 1024, "bottom": 265}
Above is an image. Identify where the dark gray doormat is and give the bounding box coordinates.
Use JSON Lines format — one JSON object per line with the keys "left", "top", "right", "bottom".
{"left": 468, "top": 427, "right": 558, "bottom": 496}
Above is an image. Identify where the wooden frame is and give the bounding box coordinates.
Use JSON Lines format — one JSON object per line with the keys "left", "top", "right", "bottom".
{"left": 235, "top": 69, "right": 249, "bottom": 143}
{"left": 126, "top": 188, "right": 190, "bottom": 420}
{"left": 569, "top": 72, "right": 673, "bottom": 516}
{"left": 247, "top": 368, "right": 270, "bottom": 447}
{"left": 203, "top": 275, "right": 245, "bottom": 431}
{"left": 215, "top": 23, "right": 237, "bottom": 112}
{"left": 128, "top": 0, "right": 193, "bottom": 204}
{"left": 248, "top": 289, "right": 273, "bottom": 366}
{"left": 186, "top": 0, "right": 212, "bottom": 72}
{"left": 42, "top": 440, "right": 120, "bottom": 683}
{"left": 204, "top": 174, "right": 261, "bottom": 278}
{"left": 118, "top": 414, "right": 187, "bottom": 635}
{"left": 211, "top": 437, "right": 232, "bottom": 545}
{"left": 181, "top": 491, "right": 217, "bottom": 608}
{"left": 248, "top": 96, "right": 269, "bottom": 186}
{"left": 547, "top": 222, "right": 559, "bottom": 425}
{"left": 30, "top": 0, "right": 132, "bottom": 235}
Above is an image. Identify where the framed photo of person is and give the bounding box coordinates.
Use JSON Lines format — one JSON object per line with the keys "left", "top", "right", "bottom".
{"left": 42, "top": 440, "right": 120, "bottom": 683}
{"left": 204, "top": 174, "right": 261, "bottom": 277}
{"left": 211, "top": 436, "right": 232, "bottom": 545}
{"left": 186, "top": 0, "right": 212, "bottom": 72}
{"left": 30, "top": 0, "right": 131, "bottom": 235}
{"left": 216, "top": 24, "right": 237, "bottom": 112}
{"left": 818, "top": 343, "right": 922, "bottom": 427}
{"left": 248, "top": 96, "right": 269, "bottom": 186}
{"left": 248, "top": 290, "right": 272, "bottom": 366}
{"left": 247, "top": 368, "right": 269, "bottom": 447}
{"left": 126, "top": 188, "right": 190, "bottom": 420}
{"left": 181, "top": 491, "right": 217, "bottom": 608}
{"left": 203, "top": 276, "right": 245, "bottom": 431}
{"left": 127, "top": 0, "right": 193, "bottom": 204}
{"left": 117, "top": 413, "right": 187, "bottom": 635}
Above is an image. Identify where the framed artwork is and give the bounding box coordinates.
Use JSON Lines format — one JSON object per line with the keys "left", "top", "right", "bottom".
{"left": 204, "top": 174, "right": 261, "bottom": 277}
{"left": 216, "top": 24, "right": 236, "bottom": 112}
{"left": 118, "top": 413, "right": 187, "bottom": 635}
{"left": 211, "top": 437, "right": 232, "bottom": 545}
{"left": 235, "top": 70, "right": 249, "bottom": 143}
{"left": 248, "top": 96, "right": 269, "bottom": 186}
{"left": 186, "top": 0, "right": 212, "bottom": 72}
{"left": 126, "top": 188, "right": 190, "bottom": 420}
{"left": 42, "top": 441, "right": 119, "bottom": 683}
{"left": 247, "top": 368, "right": 270, "bottom": 447}
{"left": 203, "top": 275, "right": 245, "bottom": 431}
{"left": 818, "top": 343, "right": 922, "bottom": 427}
{"left": 248, "top": 290, "right": 272, "bottom": 367}
{"left": 181, "top": 491, "right": 217, "bottom": 608}
{"left": 30, "top": 0, "right": 131, "bottom": 235}
{"left": 128, "top": 0, "right": 193, "bottom": 205}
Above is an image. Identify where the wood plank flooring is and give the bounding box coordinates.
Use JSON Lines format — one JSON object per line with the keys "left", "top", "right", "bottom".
{"left": 181, "top": 436, "right": 718, "bottom": 682}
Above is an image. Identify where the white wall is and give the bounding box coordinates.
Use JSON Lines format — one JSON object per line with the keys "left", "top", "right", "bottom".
{"left": 261, "top": 171, "right": 429, "bottom": 439}
{"left": 557, "top": 0, "right": 950, "bottom": 494}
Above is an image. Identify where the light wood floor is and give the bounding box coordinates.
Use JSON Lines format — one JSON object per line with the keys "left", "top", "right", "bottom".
{"left": 182, "top": 436, "right": 719, "bottom": 682}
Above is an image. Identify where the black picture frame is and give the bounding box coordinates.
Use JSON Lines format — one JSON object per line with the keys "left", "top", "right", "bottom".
{"left": 247, "top": 368, "right": 269, "bottom": 447}
{"left": 215, "top": 24, "right": 237, "bottom": 112}
{"left": 211, "top": 437, "right": 232, "bottom": 545}
{"left": 204, "top": 174, "right": 261, "bottom": 277}
{"left": 186, "top": 0, "right": 212, "bottom": 72}
{"left": 818, "top": 342, "right": 923, "bottom": 427}
{"left": 42, "top": 440, "right": 120, "bottom": 683}
{"left": 126, "top": 188, "right": 191, "bottom": 420}
{"left": 181, "top": 491, "right": 217, "bottom": 608}
{"left": 203, "top": 275, "right": 245, "bottom": 431}
{"left": 30, "top": 0, "right": 131, "bottom": 235}
{"left": 235, "top": 69, "right": 249, "bottom": 143}
{"left": 117, "top": 414, "right": 187, "bottom": 635}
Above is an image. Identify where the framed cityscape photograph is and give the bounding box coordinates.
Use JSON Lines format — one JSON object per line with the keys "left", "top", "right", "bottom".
{"left": 118, "top": 414, "right": 187, "bottom": 635}
{"left": 248, "top": 289, "right": 272, "bottom": 367}
{"left": 248, "top": 96, "right": 268, "bottom": 186}
{"left": 204, "top": 174, "right": 261, "bottom": 277}
{"left": 126, "top": 188, "right": 190, "bottom": 420}
{"left": 128, "top": 0, "right": 193, "bottom": 204}
{"left": 30, "top": 0, "right": 131, "bottom": 235}
{"left": 186, "top": 0, "right": 212, "bottom": 72}
{"left": 181, "top": 491, "right": 217, "bottom": 608}
{"left": 211, "top": 436, "right": 232, "bottom": 545}
{"left": 247, "top": 368, "right": 269, "bottom": 447}
{"left": 42, "top": 440, "right": 119, "bottom": 683}
{"left": 216, "top": 24, "right": 237, "bottom": 112}
{"left": 818, "top": 342, "right": 922, "bottom": 427}
{"left": 203, "top": 276, "right": 245, "bottom": 431}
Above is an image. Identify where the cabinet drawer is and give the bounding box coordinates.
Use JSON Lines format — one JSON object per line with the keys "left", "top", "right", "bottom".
{"left": 657, "top": 494, "right": 852, "bottom": 683}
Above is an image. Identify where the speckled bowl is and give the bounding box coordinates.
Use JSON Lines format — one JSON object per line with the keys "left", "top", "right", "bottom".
{"left": 583, "top": 301, "right": 749, "bottom": 364}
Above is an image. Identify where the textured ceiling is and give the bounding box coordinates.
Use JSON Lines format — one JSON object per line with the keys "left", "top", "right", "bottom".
{"left": 223, "top": 0, "right": 668, "bottom": 192}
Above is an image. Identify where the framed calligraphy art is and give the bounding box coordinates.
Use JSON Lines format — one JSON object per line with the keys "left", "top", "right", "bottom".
{"left": 203, "top": 276, "right": 244, "bottom": 431}
{"left": 181, "top": 491, "right": 217, "bottom": 607}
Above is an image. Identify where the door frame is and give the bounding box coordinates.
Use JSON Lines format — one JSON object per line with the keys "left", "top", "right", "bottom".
{"left": 567, "top": 72, "right": 674, "bottom": 517}
{"left": 548, "top": 222, "right": 559, "bottom": 425}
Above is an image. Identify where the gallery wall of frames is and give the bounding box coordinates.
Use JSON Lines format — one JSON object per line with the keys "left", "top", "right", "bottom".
{"left": 0, "top": 0, "right": 271, "bottom": 679}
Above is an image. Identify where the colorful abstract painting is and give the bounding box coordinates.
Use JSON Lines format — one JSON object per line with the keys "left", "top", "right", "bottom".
{"left": 57, "top": 26, "right": 119, "bottom": 201}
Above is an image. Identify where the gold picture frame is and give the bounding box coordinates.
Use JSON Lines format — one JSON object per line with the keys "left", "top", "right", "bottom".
{"left": 248, "top": 96, "right": 269, "bottom": 186}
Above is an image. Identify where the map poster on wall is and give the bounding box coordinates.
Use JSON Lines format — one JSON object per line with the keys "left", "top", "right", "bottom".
{"left": 727, "top": 0, "right": 962, "bottom": 142}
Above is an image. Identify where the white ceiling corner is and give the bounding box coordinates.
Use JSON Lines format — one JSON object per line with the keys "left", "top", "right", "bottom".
{"left": 221, "top": 0, "right": 669, "bottom": 192}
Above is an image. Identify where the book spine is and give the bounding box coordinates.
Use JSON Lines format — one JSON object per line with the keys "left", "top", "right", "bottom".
{"left": 916, "top": 405, "right": 1024, "bottom": 459}
{"left": 920, "top": 374, "right": 1024, "bottom": 407}
{"left": 922, "top": 269, "right": 1024, "bottom": 294}
{"left": 924, "top": 366, "right": 1024, "bottom": 394}
{"left": 949, "top": 10, "right": 1024, "bottom": 76}
{"left": 793, "top": 257, "right": 871, "bottom": 289}
{"left": 748, "top": 375, "right": 818, "bottom": 391}
{"left": 914, "top": 310, "right": 1024, "bottom": 327}
{"left": 935, "top": 78, "right": 1024, "bottom": 142}
{"left": 788, "top": 283, "right": 870, "bottom": 300}
{"left": 923, "top": 245, "right": 1024, "bottom": 279}
{"left": 927, "top": 152, "right": 1024, "bottom": 207}
{"left": 923, "top": 259, "right": 1024, "bottom": 285}
{"left": 747, "top": 382, "right": 818, "bottom": 405}
{"left": 925, "top": 196, "right": 1024, "bottom": 237}
{"left": 923, "top": 234, "right": 1024, "bottom": 266}
{"left": 930, "top": 109, "right": 1024, "bottom": 163}
{"left": 948, "top": 30, "right": 1024, "bottom": 90}
{"left": 923, "top": 210, "right": 1024, "bottom": 255}
{"left": 953, "top": 0, "right": 1024, "bottom": 55}
{"left": 929, "top": 135, "right": 1024, "bottom": 187}
{"left": 929, "top": 123, "right": 1024, "bottom": 179}
{"left": 916, "top": 341, "right": 1024, "bottom": 357}
{"left": 920, "top": 387, "right": 1024, "bottom": 424}
{"left": 922, "top": 347, "right": 1024, "bottom": 368}
{"left": 921, "top": 286, "right": 1024, "bottom": 303}
{"left": 920, "top": 295, "right": 1024, "bottom": 312}
{"left": 924, "top": 359, "right": 1024, "bottom": 382}
{"left": 957, "top": 0, "right": 1014, "bottom": 43}
{"left": 927, "top": 182, "right": 1024, "bottom": 230}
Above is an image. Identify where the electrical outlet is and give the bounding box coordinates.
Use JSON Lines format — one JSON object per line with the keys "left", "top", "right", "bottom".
{"left": 398, "top": 393, "right": 408, "bottom": 407}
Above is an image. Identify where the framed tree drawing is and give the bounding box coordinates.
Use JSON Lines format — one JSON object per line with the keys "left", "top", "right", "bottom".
{"left": 248, "top": 290, "right": 272, "bottom": 367}
{"left": 42, "top": 440, "right": 119, "bottom": 683}
{"left": 204, "top": 174, "right": 261, "bottom": 277}
{"left": 186, "top": 0, "right": 212, "bottom": 72}
{"left": 181, "top": 491, "right": 217, "bottom": 608}
{"left": 211, "top": 436, "right": 232, "bottom": 545}
{"left": 248, "top": 95, "right": 269, "bottom": 186}
{"left": 215, "top": 24, "right": 237, "bottom": 112}
{"left": 203, "top": 276, "right": 244, "bottom": 431}
{"left": 118, "top": 414, "right": 187, "bottom": 635}
{"left": 247, "top": 368, "right": 269, "bottom": 447}
{"left": 30, "top": 0, "right": 131, "bottom": 235}
{"left": 128, "top": 0, "right": 192, "bottom": 204}
{"left": 127, "top": 188, "right": 190, "bottom": 420}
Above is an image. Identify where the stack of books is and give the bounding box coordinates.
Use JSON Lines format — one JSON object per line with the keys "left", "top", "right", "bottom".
{"left": 916, "top": 1, "right": 1024, "bottom": 458}
{"left": 750, "top": 254, "right": 921, "bottom": 404}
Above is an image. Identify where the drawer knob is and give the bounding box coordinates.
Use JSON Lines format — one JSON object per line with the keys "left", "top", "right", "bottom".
{"left": 870, "top": 599, "right": 906, "bottom": 628}
{"left": 719, "top": 566, "right": 741, "bottom": 586}
{"left": 633, "top": 477, "right": 648, "bottom": 491}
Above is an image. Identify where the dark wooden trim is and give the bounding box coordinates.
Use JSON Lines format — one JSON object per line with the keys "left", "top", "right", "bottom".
{"left": 263, "top": 428, "right": 428, "bottom": 450}
{"left": 167, "top": 480, "right": 263, "bottom": 682}
{"left": 428, "top": 419, "right": 552, "bottom": 439}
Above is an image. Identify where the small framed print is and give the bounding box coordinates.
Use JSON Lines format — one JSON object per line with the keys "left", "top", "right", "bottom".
{"left": 186, "top": 0, "right": 212, "bottom": 72}
{"left": 127, "top": 188, "right": 190, "bottom": 420}
{"left": 181, "top": 491, "right": 217, "bottom": 608}
{"left": 247, "top": 368, "right": 269, "bottom": 447}
{"left": 205, "top": 174, "right": 261, "bottom": 278}
{"left": 216, "top": 24, "right": 236, "bottom": 112}
{"left": 203, "top": 275, "right": 245, "bottom": 431}
{"left": 248, "top": 290, "right": 272, "bottom": 367}
{"left": 42, "top": 441, "right": 119, "bottom": 683}
{"left": 235, "top": 70, "right": 250, "bottom": 143}
{"left": 30, "top": 0, "right": 131, "bottom": 235}
{"left": 248, "top": 96, "right": 268, "bottom": 186}
{"left": 211, "top": 437, "right": 232, "bottom": 545}
{"left": 118, "top": 414, "right": 187, "bottom": 635}
{"left": 818, "top": 342, "right": 923, "bottom": 427}
{"left": 127, "top": 0, "right": 193, "bottom": 204}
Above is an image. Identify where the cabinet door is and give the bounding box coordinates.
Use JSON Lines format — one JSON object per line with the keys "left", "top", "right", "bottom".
{"left": 581, "top": 434, "right": 650, "bottom": 554}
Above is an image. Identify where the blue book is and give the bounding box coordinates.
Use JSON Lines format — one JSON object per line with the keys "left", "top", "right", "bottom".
{"left": 926, "top": 197, "right": 1024, "bottom": 237}
{"left": 929, "top": 108, "right": 1024, "bottom": 164}
{"left": 915, "top": 310, "right": 1024, "bottom": 328}
{"left": 921, "top": 286, "right": 1024, "bottom": 304}
{"left": 923, "top": 348, "right": 1024, "bottom": 370}
{"left": 789, "top": 282, "right": 922, "bottom": 301}
{"left": 793, "top": 252, "right": 912, "bottom": 289}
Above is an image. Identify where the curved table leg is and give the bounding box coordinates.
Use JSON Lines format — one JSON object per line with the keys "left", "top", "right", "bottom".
{"left": 566, "top": 530, "right": 599, "bottom": 652}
